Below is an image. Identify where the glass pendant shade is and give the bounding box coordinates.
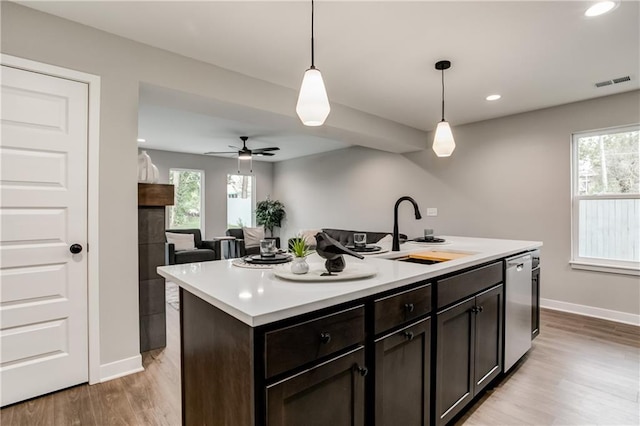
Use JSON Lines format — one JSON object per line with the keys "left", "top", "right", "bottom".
{"left": 296, "top": 68, "right": 330, "bottom": 126}
{"left": 432, "top": 120, "right": 456, "bottom": 157}
{"left": 237, "top": 156, "right": 252, "bottom": 174}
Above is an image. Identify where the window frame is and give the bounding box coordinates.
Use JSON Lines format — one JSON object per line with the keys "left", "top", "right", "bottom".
{"left": 167, "top": 168, "right": 205, "bottom": 235}
{"left": 570, "top": 124, "right": 640, "bottom": 276}
{"left": 226, "top": 173, "right": 256, "bottom": 229}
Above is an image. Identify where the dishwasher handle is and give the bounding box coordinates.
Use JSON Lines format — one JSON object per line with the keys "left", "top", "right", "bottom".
{"left": 506, "top": 254, "right": 531, "bottom": 269}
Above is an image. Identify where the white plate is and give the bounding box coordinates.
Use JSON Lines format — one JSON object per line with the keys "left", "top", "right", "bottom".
{"left": 272, "top": 262, "right": 377, "bottom": 282}
{"left": 361, "top": 248, "right": 389, "bottom": 255}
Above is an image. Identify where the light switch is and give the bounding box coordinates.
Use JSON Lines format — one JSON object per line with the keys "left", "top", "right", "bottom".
{"left": 426, "top": 208, "right": 438, "bottom": 217}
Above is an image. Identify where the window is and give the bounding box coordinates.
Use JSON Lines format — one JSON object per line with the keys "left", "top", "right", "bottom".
{"left": 168, "top": 169, "right": 204, "bottom": 232}
{"left": 571, "top": 124, "right": 639, "bottom": 275}
{"left": 227, "top": 174, "right": 254, "bottom": 228}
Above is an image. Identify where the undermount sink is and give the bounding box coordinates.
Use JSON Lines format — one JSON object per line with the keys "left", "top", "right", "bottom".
{"left": 388, "top": 249, "right": 476, "bottom": 265}
{"left": 393, "top": 256, "right": 444, "bottom": 265}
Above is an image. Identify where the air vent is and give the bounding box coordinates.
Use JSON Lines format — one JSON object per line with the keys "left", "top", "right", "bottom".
{"left": 613, "top": 76, "right": 631, "bottom": 84}
{"left": 595, "top": 76, "right": 632, "bottom": 88}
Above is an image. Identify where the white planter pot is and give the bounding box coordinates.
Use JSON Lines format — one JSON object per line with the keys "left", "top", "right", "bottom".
{"left": 291, "top": 257, "right": 309, "bottom": 274}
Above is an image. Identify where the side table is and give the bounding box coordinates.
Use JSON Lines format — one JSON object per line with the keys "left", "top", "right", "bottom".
{"left": 214, "top": 236, "right": 237, "bottom": 259}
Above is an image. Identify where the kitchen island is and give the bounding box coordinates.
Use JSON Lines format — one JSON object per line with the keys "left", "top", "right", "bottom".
{"left": 158, "top": 236, "right": 542, "bottom": 426}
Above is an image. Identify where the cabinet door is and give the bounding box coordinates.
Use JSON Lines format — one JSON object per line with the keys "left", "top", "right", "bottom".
{"left": 266, "top": 347, "right": 366, "bottom": 426}
{"left": 374, "top": 317, "right": 431, "bottom": 426}
{"left": 435, "top": 298, "right": 475, "bottom": 426}
{"left": 473, "top": 285, "right": 503, "bottom": 395}
{"left": 531, "top": 267, "right": 540, "bottom": 339}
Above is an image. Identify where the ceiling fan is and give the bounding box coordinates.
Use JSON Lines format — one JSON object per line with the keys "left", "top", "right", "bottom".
{"left": 204, "top": 136, "right": 280, "bottom": 159}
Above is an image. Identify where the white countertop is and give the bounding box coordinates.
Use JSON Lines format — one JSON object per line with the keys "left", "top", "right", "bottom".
{"left": 157, "top": 236, "right": 542, "bottom": 327}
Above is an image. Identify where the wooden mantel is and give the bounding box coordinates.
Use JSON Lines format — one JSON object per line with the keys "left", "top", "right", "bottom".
{"left": 138, "top": 183, "right": 174, "bottom": 206}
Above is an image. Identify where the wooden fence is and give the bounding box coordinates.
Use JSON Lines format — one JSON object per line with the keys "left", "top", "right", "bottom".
{"left": 579, "top": 199, "right": 640, "bottom": 262}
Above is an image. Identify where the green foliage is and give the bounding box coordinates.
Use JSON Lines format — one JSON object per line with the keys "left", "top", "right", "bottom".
{"left": 290, "top": 238, "right": 311, "bottom": 258}
{"left": 169, "top": 170, "right": 202, "bottom": 229}
{"left": 577, "top": 130, "right": 639, "bottom": 195}
{"left": 255, "top": 198, "right": 286, "bottom": 236}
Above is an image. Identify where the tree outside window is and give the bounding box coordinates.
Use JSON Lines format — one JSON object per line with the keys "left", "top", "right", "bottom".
{"left": 227, "top": 174, "right": 253, "bottom": 228}
{"left": 572, "top": 125, "right": 639, "bottom": 272}
{"left": 168, "top": 169, "right": 204, "bottom": 231}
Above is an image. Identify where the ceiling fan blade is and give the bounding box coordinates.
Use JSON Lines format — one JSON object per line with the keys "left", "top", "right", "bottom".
{"left": 255, "top": 152, "right": 276, "bottom": 157}
{"left": 228, "top": 145, "right": 240, "bottom": 150}
{"left": 204, "top": 151, "right": 237, "bottom": 155}
{"left": 253, "top": 147, "right": 280, "bottom": 153}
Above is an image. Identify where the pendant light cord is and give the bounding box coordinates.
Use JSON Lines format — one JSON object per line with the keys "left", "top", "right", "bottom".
{"left": 441, "top": 68, "right": 445, "bottom": 122}
{"left": 310, "top": 0, "right": 315, "bottom": 69}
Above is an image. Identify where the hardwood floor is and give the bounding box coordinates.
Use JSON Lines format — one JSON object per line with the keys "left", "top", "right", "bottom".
{"left": 457, "top": 308, "right": 640, "bottom": 426}
{"left": 1, "top": 307, "right": 638, "bottom": 425}
{"left": 0, "top": 306, "right": 181, "bottom": 426}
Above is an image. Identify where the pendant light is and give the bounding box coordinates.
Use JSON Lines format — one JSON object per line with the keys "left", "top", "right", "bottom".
{"left": 296, "top": 0, "right": 330, "bottom": 126}
{"left": 432, "top": 60, "right": 456, "bottom": 157}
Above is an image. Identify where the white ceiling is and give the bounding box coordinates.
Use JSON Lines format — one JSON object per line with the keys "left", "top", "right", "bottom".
{"left": 21, "top": 1, "right": 640, "bottom": 160}
{"left": 138, "top": 84, "right": 351, "bottom": 161}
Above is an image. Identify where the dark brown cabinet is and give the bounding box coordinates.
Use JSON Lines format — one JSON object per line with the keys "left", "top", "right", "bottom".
{"left": 435, "top": 284, "right": 503, "bottom": 426}
{"left": 374, "top": 317, "right": 431, "bottom": 426}
{"left": 178, "top": 260, "right": 513, "bottom": 426}
{"left": 532, "top": 264, "right": 540, "bottom": 339}
{"left": 473, "top": 285, "right": 504, "bottom": 391}
{"left": 266, "top": 347, "right": 366, "bottom": 426}
{"left": 265, "top": 306, "right": 365, "bottom": 379}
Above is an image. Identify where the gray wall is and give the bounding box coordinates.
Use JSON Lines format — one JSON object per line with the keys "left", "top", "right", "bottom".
{"left": 1, "top": 3, "right": 423, "bottom": 369}
{"left": 144, "top": 149, "right": 274, "bottom": 238}
{"left": 274, "top": 91, "right": 640, "bottom": 316}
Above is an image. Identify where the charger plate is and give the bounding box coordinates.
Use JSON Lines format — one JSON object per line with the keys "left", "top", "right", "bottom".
{"left": 345, "top": 244, "right": 382, "bottom": 253}
{"left": 232, "top": 257, "right": 291, "bottom": 269}
{"left": 272, "top": 262, "right": 377, "bottom": 282}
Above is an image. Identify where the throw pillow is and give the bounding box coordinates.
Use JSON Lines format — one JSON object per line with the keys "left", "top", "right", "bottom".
{"left": 166, "top": 232, "right": 195, "bottom": 251}
{"left": 299, "top": 229, "right": 322, "bottom": 246}
{"left": 242, "top": 226, "right": 265, "bottom": 248}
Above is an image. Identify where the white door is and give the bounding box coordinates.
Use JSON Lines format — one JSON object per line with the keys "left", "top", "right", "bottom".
{"left": 0, "top": 65, "right": 89, "bottom": 406}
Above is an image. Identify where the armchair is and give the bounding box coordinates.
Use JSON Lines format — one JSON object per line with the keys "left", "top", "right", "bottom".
{"left": 165, "top": 228, "right": 221, "bottom": 265}
{"left": 226, "top": 228, "right": 280, "bottom": 257}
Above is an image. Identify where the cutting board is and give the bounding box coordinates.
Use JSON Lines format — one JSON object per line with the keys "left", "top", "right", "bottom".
{"left": 408, "top": 251, "right": 470, "bottom": 262}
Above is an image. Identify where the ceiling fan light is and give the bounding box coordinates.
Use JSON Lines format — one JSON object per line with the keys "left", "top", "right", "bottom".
{"left": 238, "top": 152, "right": 252, "bottom": 160}
{"left": 296, "top": 68, "right": 330, "bottom": 126}
{"left": 432, "top": 121, "right": 456, "bottom": 157}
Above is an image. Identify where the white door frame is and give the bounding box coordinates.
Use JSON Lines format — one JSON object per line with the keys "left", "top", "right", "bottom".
{"left": 1, "top": 54, "right": 102, "bottom": 384}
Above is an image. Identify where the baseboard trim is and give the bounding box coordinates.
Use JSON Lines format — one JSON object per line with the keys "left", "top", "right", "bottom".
{"left": 99, "top": 354, "right": 144, "bottom": 382}
{"left": 541, "top": 298, "right": 640, "bottom": 326}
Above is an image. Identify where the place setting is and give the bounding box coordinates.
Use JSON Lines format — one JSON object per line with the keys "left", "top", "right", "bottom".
{"left": 232, "top": 239, "right": 292, "bottom": 269}
{"left": 344, "top": 233, "right": 388, "bottom": 255}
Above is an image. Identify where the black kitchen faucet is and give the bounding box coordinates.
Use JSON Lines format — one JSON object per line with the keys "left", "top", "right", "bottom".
{"left": 393, "top": 196, "right": 422, "bottom": 251}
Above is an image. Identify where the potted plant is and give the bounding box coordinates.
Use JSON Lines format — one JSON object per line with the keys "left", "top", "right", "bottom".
{"left": 255, "top": 198, "right": 286, "bottom": 237}
{"left": 289, "top": 237, "right": 311, "bottom": 274}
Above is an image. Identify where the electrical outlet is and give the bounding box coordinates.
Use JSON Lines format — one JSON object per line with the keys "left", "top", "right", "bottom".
{"left": 426, "top": 208, "right": 438, "bottom": 217}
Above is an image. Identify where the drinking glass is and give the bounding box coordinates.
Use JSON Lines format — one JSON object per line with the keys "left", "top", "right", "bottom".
{"left": 260, "top": 239, "right": 276, "bottom": 257}
{"left": 353, "top": 233, "right": 367, "bottom": 248}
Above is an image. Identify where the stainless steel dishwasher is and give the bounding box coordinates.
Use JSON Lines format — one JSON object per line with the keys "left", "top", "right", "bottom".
{"left": 504, "top": 253, "right": 533, "bottom": 371}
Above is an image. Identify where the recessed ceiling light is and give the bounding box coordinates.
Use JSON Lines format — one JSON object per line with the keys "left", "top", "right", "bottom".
{"left": 486, "top": 94, "right": 501, "bottom": 101}
{"left": 585, "top": 1, "right": 616, "bottom": 17}
{"left": 137, "top": 138, "right": 146, "bottom": 143}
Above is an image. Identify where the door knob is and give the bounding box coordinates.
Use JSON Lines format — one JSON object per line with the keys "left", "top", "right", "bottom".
{"left": 69, "top": 244, "right": 83, "bottom": 254}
